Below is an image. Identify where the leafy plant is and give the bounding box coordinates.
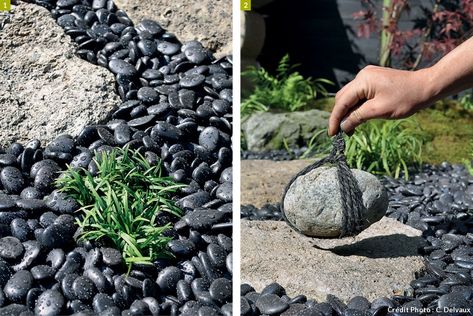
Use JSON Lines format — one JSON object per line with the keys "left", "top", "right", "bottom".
{"left": 56, "top": 147, "right": 184, "bottom": 268}
{"left": 241, "top": 54, "right": 333, "bottom": 117}
{"left": 460, "top": 93, "right": 473, "bottom": 111}
{"left": 344, "top": 119, "right": 425, "bottom": 179}
{"left": 354, "top": 0, "right": 473, "bottom": 69}
{"left": 300, "top": 129, "right": 331, "bottom": 159}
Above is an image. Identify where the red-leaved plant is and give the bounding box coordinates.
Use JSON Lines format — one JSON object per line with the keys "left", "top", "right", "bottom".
{"left": 354, "top": 0, "right": 473, "bottom": 69}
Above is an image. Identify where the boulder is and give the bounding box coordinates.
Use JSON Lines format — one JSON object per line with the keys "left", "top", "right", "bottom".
{"left": 0, "top": 3, "right": 119, "bottom": 149}
{"left": 283, "top": 166, "right": 388, "bottom": 237}
{"left": 242, "top": 110, "right": 330, "bottom": 152}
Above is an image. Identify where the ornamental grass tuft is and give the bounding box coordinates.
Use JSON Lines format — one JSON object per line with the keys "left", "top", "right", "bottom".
{"left": 56, "top": 147, "right": 184, "bottom": 268}
{"left": 344, "top": 119, "right": 426, "bottom": 179}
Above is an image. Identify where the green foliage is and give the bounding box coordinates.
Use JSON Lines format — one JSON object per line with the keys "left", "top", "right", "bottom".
{"left": 344, "top": 119, "right": 425, "bottom": 179}
{"left": 459, "top": 94, "right": 473, "bottom": 111}
{"left": 300, "top": 129, "right": 331, "bottom": 159}
{"left": 241, "top": 54, "right": 333, "bottom": 117}
{"left": 56, "top": 147, "right": 184, "bottom": 268}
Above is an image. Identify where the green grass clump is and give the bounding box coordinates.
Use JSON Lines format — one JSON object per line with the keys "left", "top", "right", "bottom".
{"left": 460, "top": 93, "right": 473, "bottom": 111}
{"left": 345, "top": 119, "right": 426, "bottom": 179}
{"left": 241, "top": 54, "right": 333, "bottom": 117}
{"left": 56, "top": 147, "right": 184, "bottom": 268}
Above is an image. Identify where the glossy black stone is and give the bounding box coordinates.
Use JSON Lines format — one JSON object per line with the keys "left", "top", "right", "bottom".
{"left": 108, "top": 59, "right": 137, "bottom": 77}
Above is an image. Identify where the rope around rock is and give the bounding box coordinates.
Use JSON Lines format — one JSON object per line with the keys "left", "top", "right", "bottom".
{"left": 280, "top": 132, "right": 366, "bottom": 237}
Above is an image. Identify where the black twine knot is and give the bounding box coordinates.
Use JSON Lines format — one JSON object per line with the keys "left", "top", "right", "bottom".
{"left": 281, "top": 132, "right": 366, "bottom": 238}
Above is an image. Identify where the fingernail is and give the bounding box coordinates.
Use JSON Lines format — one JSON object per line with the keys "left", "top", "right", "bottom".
{"left": 340, "top": 119, "right": 347, "bottom": 133}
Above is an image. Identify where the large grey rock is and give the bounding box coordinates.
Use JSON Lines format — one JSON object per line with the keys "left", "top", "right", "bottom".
{"left": 242, "top": 110, "right": 330, "bottom": 152}
{"left": 0, "top": 3, "right": 119, "bottom": 148}
{"left": 283, "top": 166, "right": 388, "bottom": 237}
{"left": 241, "top": 218, "right": 425, "bottom": 302}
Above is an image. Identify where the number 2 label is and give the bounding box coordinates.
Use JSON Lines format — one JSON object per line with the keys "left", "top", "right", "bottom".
{"left": 241, "top": 0, "right": 251, "bottom": 11}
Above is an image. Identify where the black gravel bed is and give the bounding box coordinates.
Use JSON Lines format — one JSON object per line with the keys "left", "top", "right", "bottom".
{"left": 241, "top": 162, "right": 473, "bottom": 315}
{"left": 0, "top": 0, "right": 232, "bottom": 315}
{"left": 241, "top": 148, "right": 322, "bottom": 161}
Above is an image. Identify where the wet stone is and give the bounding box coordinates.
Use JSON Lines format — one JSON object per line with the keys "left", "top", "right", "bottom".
{"left": 101, "top": 247, "right": 122, "bottom": 266}
{"left": 41, "top": 224, "right": 72, "bottom": 249}
{"left": 10, "top": 218, "right": 29, "bottom": 242}
{"left": 152, "top": 121, "right": 182, "bottom": 141}
{"left": 15, "top": 199, "right": 45, "bottom": 212}
{"left": 57, "top": 0, "right": 79, "bottom": 8}
{"left": 34, "top": 166, "right": 57, "bottom": 193}
{"left": 184, "top": 47, "right": 209, "bottom": 64}
{"left": 13, "top": 240, "right": 40, "bottom": 272}
{"left": 4, "top": 270, "right": 33, "bottom": 302}
{"left": 207, "top": 244, "right": 226, "bottom": 268}
{"left": 0, "top": 154, "right": 17, "bottom": 167}
{"left": 137, "top": 87, "right": 159, "bottom": 104}
{"left": 0, "top": 237, "right": 23, "bottom": 260}
{"left": 30, "top": 160, "right": 59, "bottom": 179}
{"left": 97, "top": 127, "right": 116, "bottom": 145}
{"left": 137, "top": 39, "right": 157, "bottom": 56}
{"left": 177, "top": 191, "right": 211, "bottom": 210}
{"left": 216, "top": 181, "right": 232, "bottom": 202}
{"left": 93, "top": 293, "right": 115, "bottom": 313}
{"left": 141, "top": 69, "right": 162, "bottom": 80}
{"left": 180, "top": 74, "right": 205, "bottom": 88}
{"left": 183, "top": 209, "right": 225, "bottom": 231}
{"left": 46, "top": 249, "right": 65, "bottom": 270}
{"left": 136, "top": 19, "right": 163, "bottom": 36}
{"left": 436, "top": 292, "right": 470, "bottom": 314}
{"left": 0, "top": 167, "right": 25, "bottom": 194}
{"left": 0, "top": 195, "right": 15, "bottom": 211}
{"left": 209, "top": 278, "right": 232, "bottom": 304}
{"left": 73, "top": 276, "right": 96, "bottom": 301}
{"left": 20, "top": 187, "right": 43, "bottom": 200}
{"left": 127, "top": 115, "right": 156, "bottom": 128}
{"left": 156, "top": 266, "right": 183, "bottom": 293}
{"left": 0, "top": 261, "right": 11, "bottom": 289}
{"left": 0, "top": 211, "right": 27, "bottom": 226}
{"left": 35, "top": 289, "right": 65, "bottom": 316}
{"left": 168, "top": 239, "right": 196, "bottom": 258}
{"left": 45, "top": 190, "right": 79, "bottom": 214}
{"left": 114, "top": 124, "right": 131, "bottom": 145}
{"left": 255, "top": 294, "right": 289, "bottom": 315}
{"left": 20, "top": 148, "right": 34, "bottom": 172}
{"left": 71, "top": 151, "right": 93, "bottom": 169}
{"left": 108, "top": 59, "right": 137, "bottom": 77}
{"left": 31, "top": 265, "right": 55, "bottom": 280}
{"left": 46, "top": 136, "right": 74, "bottom": 154}
{"left": 199, "top": 127, "right": 220, "bottom": 152}
{"left": 61, "top": 273, "right": 78, "bottom": 301}
{"left": 157, "top": 41, "right": 180, "bottom": 55}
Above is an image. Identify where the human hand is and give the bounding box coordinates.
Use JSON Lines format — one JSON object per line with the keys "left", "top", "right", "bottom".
{"left": 328, "top": 65, "right": 435, "bottom": 136}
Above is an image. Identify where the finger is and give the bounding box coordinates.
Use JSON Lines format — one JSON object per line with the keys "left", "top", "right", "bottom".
{"left": 340, "top": 100, "right": 378, "bottom": 134}
{"left": 328, "top": 81, "right": 366, "bottom": 136}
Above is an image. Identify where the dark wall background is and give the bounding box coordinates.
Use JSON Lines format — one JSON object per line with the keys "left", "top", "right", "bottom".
{"left": 255, "top": 0, "right": 430, "bottom": 89}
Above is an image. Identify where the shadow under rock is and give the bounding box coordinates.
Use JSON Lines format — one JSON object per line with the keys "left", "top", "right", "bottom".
{"left": 312, "top": 234, "right": 426, "bottom": 259}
